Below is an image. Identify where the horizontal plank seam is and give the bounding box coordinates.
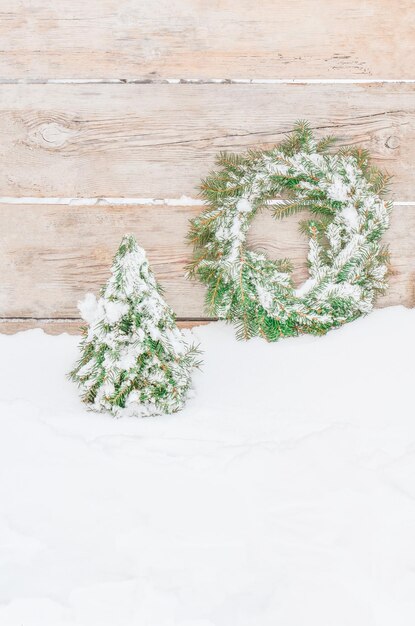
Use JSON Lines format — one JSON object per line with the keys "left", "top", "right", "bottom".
{"left": 0, "top": 317, "right": 216, "bottom": 322}
{"left": 0, "top": 196, "right": 205, "bottom": 206}
{"left": 0, "top": 198, "right": 413, "bottom": 206}
{"left": 1, "top": 78, "right": 415, "bottom": 85}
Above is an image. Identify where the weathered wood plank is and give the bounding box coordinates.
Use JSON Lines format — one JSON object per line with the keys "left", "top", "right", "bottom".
{"left": 0, "top": 319, "right": 211, "bottom": 335}
{"left": 1, "top": 83, "right": 414, "bottom": 199}
{"left": 0, "top": 0, "right": 412, "bottom": 79}
{"left": 0, "top": 204, "right": 413, "bottom": 323}
{"left": 0, "top": 204, "right": 205, "bottom": 318}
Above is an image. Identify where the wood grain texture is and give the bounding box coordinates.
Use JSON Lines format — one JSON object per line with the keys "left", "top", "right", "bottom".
{"left": 1, "top": 83, "right": 414, "bottom": 199}
{"left": 0, "top": 204, "right": 413, "bottom": 324}
{"left": 0, "top": 0, "right": 413, "bottom": 79}
{"left": 0, "top": 204, "right": 205, "bottom": 317}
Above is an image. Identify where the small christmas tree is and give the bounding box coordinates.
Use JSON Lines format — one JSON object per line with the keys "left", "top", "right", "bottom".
{"left": 70, "top": 234, "right": 200, "bottom": 417}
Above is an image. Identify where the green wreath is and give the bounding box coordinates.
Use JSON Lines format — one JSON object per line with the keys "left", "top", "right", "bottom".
{"left": 188, "top": 122, "right": 391, "bottom": 341}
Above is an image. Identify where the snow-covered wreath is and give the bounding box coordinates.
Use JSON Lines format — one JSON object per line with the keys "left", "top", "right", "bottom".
{"left": 188, "top": 122, "right": 391, "bottom": 341}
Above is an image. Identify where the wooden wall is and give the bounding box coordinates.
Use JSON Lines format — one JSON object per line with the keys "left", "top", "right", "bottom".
{"left": 1, "top": 1, "right": 414, "bottom": 333}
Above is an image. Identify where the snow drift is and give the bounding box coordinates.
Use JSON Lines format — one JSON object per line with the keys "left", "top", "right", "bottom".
{"left": 0, "top": 306, "right": 414, "bottom": 625}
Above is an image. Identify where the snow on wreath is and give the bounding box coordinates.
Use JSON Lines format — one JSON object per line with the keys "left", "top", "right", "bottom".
{"left": 70, "top": 235, "right": 201, "bottom": 417}
{"left": 188, "top": 121, "right": 392, "bottom": 341}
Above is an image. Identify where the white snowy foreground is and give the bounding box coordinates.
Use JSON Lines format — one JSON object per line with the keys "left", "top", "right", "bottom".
{"left": 1, "top": 306, "right": 415, "bottom": 626}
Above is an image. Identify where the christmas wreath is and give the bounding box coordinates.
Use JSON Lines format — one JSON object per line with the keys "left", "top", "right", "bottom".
{"left": 188, "top": 122, "right": 391, "bottom": 341}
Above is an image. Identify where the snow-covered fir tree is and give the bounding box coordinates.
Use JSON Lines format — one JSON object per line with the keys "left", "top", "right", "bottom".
{"left": 70, "top": 235, "right": 200, "bottom": 417}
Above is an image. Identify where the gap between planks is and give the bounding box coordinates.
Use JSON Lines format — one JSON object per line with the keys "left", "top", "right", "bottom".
{"left": 1, "top": 79, "right": 415, "bottom": 85}
{"left": 0, "top": 318, "right": 213, "bottom": 335}
{"left": 0, "top": 199, "right": 414, "bottom": 207}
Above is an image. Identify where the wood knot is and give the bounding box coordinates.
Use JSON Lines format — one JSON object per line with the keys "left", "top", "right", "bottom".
{"left": 385, "top": 135, "right": 400, "bottom": 150}
{"left": 29, "top": 122, "right": 76, "bottom": 150}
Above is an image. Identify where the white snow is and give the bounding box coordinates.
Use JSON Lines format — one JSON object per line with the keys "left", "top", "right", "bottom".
{"left": 256, "top": 284, "right": 274, "bottom": 311}
{"left": 78, "top": 292, "right": 98, "bottom": 325}
{"left": 0, "top": 306, "right": 415, "bottom": 626}
{"left": 235, "top": 197, "right": 252, "bottom": 213}
{"left": 341, "top": 204, "right": 360, "bottom": 230}
{"left": 326, "top": 174, "right": 351, "bottom": 202}
{"left": 294, "top": 277, "right": 316, "bottom": 297}
{"left": 104, "top": 300, "right": 129, "bottom": 325}
{"left": 78, "top": 294, "right": 129, "bottom": 329}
